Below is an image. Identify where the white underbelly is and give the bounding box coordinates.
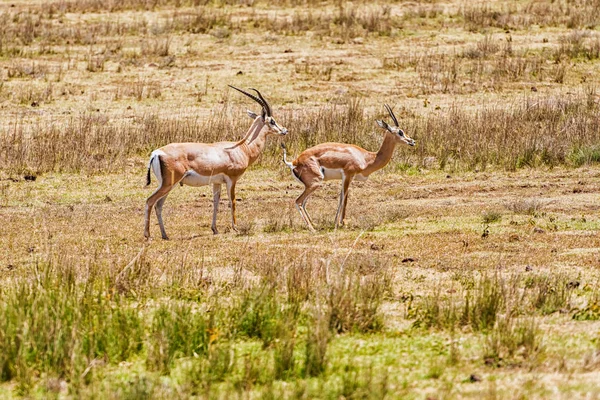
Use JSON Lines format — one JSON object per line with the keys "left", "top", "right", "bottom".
{"left": 321, "top": 168, "right": 369, "bottom": 182}
{"left": 321, "top": 168, "right": 343, "bottom": 181}
{"left": 181, "top": 171, "right": 227, "bottom": 187}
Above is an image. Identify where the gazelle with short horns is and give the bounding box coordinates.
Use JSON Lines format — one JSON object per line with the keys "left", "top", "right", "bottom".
{"left": 282, "top": 104, "right": 414, "bottom": 231}
{"left": 144, "top": 86, "right": 288, "bottom": 239}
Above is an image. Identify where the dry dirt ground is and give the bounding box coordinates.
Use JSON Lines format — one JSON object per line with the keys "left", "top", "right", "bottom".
{"left": 2, "top": 166, "right": 600, "bottom": 397}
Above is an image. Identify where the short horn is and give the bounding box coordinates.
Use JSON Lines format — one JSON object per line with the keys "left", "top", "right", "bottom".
{"left": 228, "top": 85, "right": 266, "bottom": 111}
{"left": 250, "top": 88, "right": 272, "bottom": 117}
{"left": 384, "top": 104, "right": 399, "bottom": 127}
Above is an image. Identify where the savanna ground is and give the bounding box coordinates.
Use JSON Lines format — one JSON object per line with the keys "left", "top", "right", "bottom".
{"left": 1, "top": 0, "right": 600, "bottom": 398}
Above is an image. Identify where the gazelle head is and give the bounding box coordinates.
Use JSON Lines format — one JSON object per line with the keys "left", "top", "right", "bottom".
{"left": 229, "top": 85, "right": 288, "bottom": 136}
{"left": 376, "top": 104, "right": 415, "bottom": 147}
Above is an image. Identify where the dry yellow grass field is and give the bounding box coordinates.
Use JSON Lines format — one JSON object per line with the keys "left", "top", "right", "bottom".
{"left": 1, "top": 0, "right": 600, "bottom": 398}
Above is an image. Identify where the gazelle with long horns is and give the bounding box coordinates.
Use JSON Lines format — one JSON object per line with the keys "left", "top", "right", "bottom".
{"left": 144, "top": 86, "right": 288, "bottom": 239}
{"left": 282, "top": 104, "right": 415, "bottom": 231}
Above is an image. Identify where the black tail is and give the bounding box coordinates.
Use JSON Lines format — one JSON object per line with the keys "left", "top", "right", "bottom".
{"left": 146, "top": 155, "right": 154, "bottom": 186}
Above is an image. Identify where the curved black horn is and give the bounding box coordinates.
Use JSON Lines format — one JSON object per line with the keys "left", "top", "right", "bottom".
{"left": 384, "top": 104, "right": 399, "bottom": 127}
{"left": 250, "top": 88, "right": 272, "bottom": 117}
{"left": 228, "top": 85, "right": 266, "bottom": 111}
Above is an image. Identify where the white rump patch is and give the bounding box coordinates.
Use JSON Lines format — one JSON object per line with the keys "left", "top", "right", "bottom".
{"left": 181, "top": 171, "right": 227, "bottom": 187}
{"left": 150, "top": 149, "right": 167, "bottom": 185}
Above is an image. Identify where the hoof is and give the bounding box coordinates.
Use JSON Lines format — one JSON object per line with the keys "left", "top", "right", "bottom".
{"left": 161, "top": 236, "right": 170, "bottom": 240}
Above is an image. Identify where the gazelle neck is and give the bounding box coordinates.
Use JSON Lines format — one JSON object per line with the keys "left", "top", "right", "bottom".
{"left": 367, "top": 132, "right": 397, "bottom": 174}
{"left": 240, "top": 117, "right": 268, "bottom": 164}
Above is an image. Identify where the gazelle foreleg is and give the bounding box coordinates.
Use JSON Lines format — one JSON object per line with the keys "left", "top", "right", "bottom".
{"left": 335, "top": 175, "right": 353, "bottom": 228}
{"left": 211, "top": 184, "right": 221, "bottom": 235}
{"left": 341, "top": 191, "right": 350, "bottom": 224}
{"left": 340, "top": 175, "right": 353, "bottom": 226}
{"left": 226, "top": 178, "right": 238, "bottom": 233}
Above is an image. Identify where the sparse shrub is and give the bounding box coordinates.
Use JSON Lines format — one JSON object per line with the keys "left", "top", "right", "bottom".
{"left": 327, "top": 261, "right": 391, "bottom": 334}
{"left": 273, "top": 317, "right": 298, "bottom": 380}
{"left": 167, "top": 8, "right": 232, "bottom": 34}
{"left": 141, "top": 36, "right": 172, "bottom": 57}
{"left": 230, "top": 283, "right": 286, "bottom": 346}
{"left": 338, "top": 363, "right": 389, "bottom": 398}
{"left": 483, "top": 316, "right": 544, "bottom": 366}
{"left": 424, "top": 358, "right": 445, "bottom": 379}
{"left": 524, "top": 273, "right": 574, "bottom": 315}
{"left": 182, "top": 342, "right": 235, "bottom": 394}
{"left": 412, "top": 286, "right": 462, "bottom": 331}
{"left": 414, "top": 274, "right": 505, "bottom": 332}
{"left": 263, "top": 212, "right": 292, "bottom": 233}
{"left": 482, "top": 210, "right": 502, "bottom": 224}
{"left": 504, "top": 198, "right": 547, "bottom": 216}
{"left": 573, "top": 301, "right": 600, "bottom": 321}
{"left": 552, "top": 61, "right": 568, "bottom": 83}
{"left": 554, "top": 31, "right": 600, "bottom": 61}
{"left": 463, "top": 34, "right": 499, "bottom": 59}
{"left": 112, "top": 374, "right": 156, "bottom": 399}
{"left": 569, "top": 145, "right": 600, "bottom": 166}
{"left": 146, "top": 303, "right": 210, "bottom": 374}
{"left": 304, "top": 310, "right": 330, "bottom": 378}
{"left": 86, "top": 54, "right": 105, "bottom": 72}
{"left": 235, "top": 220, "right": 255, "bottom": 236}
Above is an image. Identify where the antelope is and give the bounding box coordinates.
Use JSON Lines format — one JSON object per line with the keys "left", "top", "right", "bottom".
{"left": 144, "top": 86, "right": 288, "bottom": 239}
{"left": 281, "top": 104, "right": 415, "bottom": 231}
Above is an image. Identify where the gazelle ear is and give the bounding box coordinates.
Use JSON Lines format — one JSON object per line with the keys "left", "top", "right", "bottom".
{"left": 376, "top": 120, "right": 390, "bottom": 130}
{"left": 246, "top": 110, "right": 259, "bottom": 119}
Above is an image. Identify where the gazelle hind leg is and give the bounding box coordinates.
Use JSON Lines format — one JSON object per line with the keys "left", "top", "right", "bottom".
{"left": 155, "top": 194, "right": 170, "bottom": 240}
{"left": 301, "top": 196, "right": 314, "bottom": 226}
{"left": 144, "top": 154, "right": 184, "bottom": 239}
{"left": 295, "top": 185, "right": 318, "bottom": 232}
{"left": 145, "top": 185, "right": 174, "bottom": 239}
{"left": 295, "top": 203, "right": 314, "bottom": 232}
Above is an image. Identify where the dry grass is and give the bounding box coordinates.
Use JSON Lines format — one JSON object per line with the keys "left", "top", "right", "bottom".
{"left": 2, "top": 0, "right": 600, "bottom": 397}
{"left": 2, "top": 92, "right": 599, "bottom": 174}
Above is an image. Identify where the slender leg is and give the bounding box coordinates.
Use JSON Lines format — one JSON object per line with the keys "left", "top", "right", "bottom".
{"left": 226, "top": 179, "right": 238, "bottom": 232}
{"left": 339, "top": 177, "right": 352, "bottom": 226}
{"left": 295, "top": 185, "right": 318, "bottom": 232}
{"left": 155, "top": 194, "right": 170, "bottom": 240}
{"left": 302, "top": 196, "right": 314, "bottom": 226}
{"left": 334, "top": 189, "right": 345, "bottom": 229}
{"left": 334, "top": 176, "right": 353, "bottom": 228}
{"left": 144, "top": 185, "right": 173, "bottom": 239}
{"left": 211, "top": 184, "right": 221, "bottom": 235}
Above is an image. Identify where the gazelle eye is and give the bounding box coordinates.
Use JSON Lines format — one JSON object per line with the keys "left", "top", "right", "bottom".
{"left": 270, "top": 120, "right": 276, "bottom": 125}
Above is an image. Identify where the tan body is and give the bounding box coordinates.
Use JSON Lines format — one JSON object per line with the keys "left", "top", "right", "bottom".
{"left": 283, "top": 105, "right": 414, "bottom": 231}
{"left": 144, "top": 87, "right": 287, "bottom": 239}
